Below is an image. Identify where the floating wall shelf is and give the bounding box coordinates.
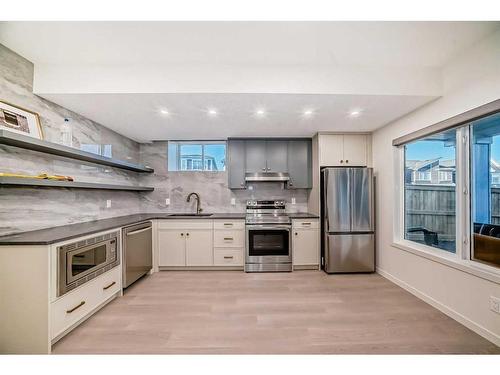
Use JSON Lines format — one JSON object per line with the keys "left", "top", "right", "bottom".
{"left": 0, "top": 130, "right": 154, "bottom": 173}
{"left": 0, "top": 177, "right": 154, "bottom": 192}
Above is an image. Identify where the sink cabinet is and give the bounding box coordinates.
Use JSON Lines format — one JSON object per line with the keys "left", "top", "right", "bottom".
{"left": 158, "top": 220, "right": 213, "bottom": 267}
{"left": 157, "top": 219, "right": 245, "bottom": 268}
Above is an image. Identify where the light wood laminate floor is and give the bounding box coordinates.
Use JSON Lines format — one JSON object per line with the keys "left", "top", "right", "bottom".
{"left": 52, "top": 271, "right": 499, "bottom": 354}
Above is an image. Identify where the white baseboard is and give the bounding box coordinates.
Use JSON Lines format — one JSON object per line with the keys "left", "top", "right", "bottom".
{"left": 377, "top": 266, "right": 500, "bottom": 347}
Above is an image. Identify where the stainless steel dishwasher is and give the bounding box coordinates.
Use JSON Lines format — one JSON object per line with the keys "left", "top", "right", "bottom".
{"left": 122, "top": 221, "right": 152, "bottom": 288}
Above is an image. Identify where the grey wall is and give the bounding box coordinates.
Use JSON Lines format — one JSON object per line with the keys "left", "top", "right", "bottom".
{"left": 139, "top": 141, "right": 309, "bottom": 213}
{"left": 0, "top": 44, "right": 143, "bottom": 235}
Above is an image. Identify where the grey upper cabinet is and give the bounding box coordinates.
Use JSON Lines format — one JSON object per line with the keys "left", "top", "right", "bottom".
{"left": 266, "top": 140, "right": 288, "bottom": 172}
{"left": 287, "top": 140, "right": 312, "bottom": 189}
{"left": 227, "top": 140, "right": 246, "bottom": 189}
{"left": 245, "top": 140, "right": 267, "bottom": 173}
{"left": 227, "top": 138, "right": 312, "bottom": 189}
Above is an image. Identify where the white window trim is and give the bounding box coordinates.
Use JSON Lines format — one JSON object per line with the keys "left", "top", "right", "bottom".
{"left": 393, "top": 128, "right": 500, "bottom": 284}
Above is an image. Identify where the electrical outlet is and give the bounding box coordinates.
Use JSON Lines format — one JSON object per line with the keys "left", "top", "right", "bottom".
{"left": 231, "top": 198, "right": 236, "bottom": 206}
{"left": 291, "top": 197, "right": 296, "bottom": 205}
{"left": 165, "top": 198, "right": 170, "bottom": 206}
{"left": 106, "top": 199, "right": 111, "bottom": 208}
{"left": 490, "top": 296, "right": 500, "bottom": 314}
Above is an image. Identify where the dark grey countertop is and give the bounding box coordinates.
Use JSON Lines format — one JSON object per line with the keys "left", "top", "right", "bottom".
{"left": 0, "top": 212, "right": 319, "bottom": 245}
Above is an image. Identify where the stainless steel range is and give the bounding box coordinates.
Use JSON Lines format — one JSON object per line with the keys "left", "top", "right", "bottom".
{"left": 245, "top": 200, "right": 292, "bottom": 272}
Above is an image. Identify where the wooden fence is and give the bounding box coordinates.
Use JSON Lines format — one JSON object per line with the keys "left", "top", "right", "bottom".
{"left": 405, "top": 185, "right": 500, "bottom": 243}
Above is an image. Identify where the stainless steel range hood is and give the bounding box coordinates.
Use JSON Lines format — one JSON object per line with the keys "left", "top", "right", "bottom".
{"left": 245, "top": 172, "right": 290, "bottom": 182}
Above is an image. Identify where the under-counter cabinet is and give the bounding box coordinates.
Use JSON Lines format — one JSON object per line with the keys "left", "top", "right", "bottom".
{"left": 213, "top": 220, "right": 245, "bottom": 267}
{"left": 0, "top": 228, "right": 123, "bottom": 354}
{"left": 158, "top": 220, "right": 213, "bottom": 267}
{"left": 292, "top": 219, "right": 320, "bottom": 269}
{"left": 319, "top": 134, "right": 370, "bottom": 167}
{"left": 157, "top": 219, "right": 245, "bottom": 269}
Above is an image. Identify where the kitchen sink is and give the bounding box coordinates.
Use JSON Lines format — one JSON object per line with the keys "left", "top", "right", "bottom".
{"left": 168, "top": 213, "right": 213, "bottom": 217}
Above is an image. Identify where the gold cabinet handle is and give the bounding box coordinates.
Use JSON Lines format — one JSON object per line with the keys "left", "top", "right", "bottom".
{"left": 223, "top": 237, "right": 234, "bottom": 241}
{"left": 223, "top": 256, "right": 234, "bottom": 259}
{"left": 302, "top": 222, "right": 312, "bottom": 226}
{"left": 103, "top": 281, "right": 116, "bottom": 290}
{"left": 66, "top": 301, "right": 85, "bottom": 314}
{"left": 223, "top": 223, "right": 233, "bottom": 227}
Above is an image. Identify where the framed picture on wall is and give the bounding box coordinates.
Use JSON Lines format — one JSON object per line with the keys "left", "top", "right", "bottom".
{"left": 0, "top": 100, "right": 44, "bottom": 139}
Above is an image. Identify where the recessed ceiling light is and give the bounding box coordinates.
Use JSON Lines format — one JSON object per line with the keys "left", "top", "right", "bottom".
{"left": 303, "top": 109, "right": 315, "bottom": 117}
{"left": 255, "top": 108, "right": 266, "bottom": 117}
{"left": 159, "top": 108, "right": 170, "bottom": 116}
{"left": 207, "top": 108, "right": 218, "bottom": 117}
{"left": 349, "top": 109, "right": 362, "bottom": 117}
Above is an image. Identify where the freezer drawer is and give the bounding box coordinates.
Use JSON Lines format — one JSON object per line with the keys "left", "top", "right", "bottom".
{"left": 324, "top": 233, "right": 374, "bottom": 273}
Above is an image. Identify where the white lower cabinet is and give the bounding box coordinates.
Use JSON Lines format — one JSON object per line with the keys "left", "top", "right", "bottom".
{"left": 50, "top": 265, "right": 121, "bottom": 340}
{"left": 214, "top": 248, "right": 244, "bottom": 266}
{"left": 292, "top": 219, "right": 320, "bottom": 268}
{"left": 186, "top": 230, "right": 213, "bottom": 266}
{"left": 158, "top": 220, "right": 213, "bottom": 267}
{"left": 158, "top": 229, "right": 186, "bottom": 266}
{"left": 157, "top": 219, "right": 245, "bottom": 268}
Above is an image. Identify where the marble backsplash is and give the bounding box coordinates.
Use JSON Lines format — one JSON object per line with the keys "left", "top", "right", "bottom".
{"left": 0, "top": 43, "right": 310, "bottom": 236}
{"left": 0, "top": 44, "right": 143, "bottom": 236}
{"left": 139, "top": 141, "right": 309, "bottom": 214}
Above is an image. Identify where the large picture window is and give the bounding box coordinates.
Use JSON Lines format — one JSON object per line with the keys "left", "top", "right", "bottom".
{"left": 168, "top": 141, "right": 226, "bottom": 172}
{"left": 471, "top": 112, "right": 500, "bottom": 268}
{"left": 404, "top": 129, "right": 457, "bottom": 253}
{"left": 396, "top": 103, "right": 500, "bottom": 271}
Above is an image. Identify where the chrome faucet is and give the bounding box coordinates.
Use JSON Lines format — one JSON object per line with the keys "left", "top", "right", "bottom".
{"left": 186, "top": 192, "right": 202, "bottom": 214}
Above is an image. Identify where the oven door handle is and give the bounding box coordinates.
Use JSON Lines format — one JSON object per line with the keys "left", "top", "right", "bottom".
{"left": 246, "top": 225, "right": 291, "bottom": 231}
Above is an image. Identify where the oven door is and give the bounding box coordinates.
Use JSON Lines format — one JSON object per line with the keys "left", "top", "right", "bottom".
{"left": 246, "top": 225, "right": 292, "bottom": 264}
{"left": 65, "top": 239, "right": 116, "bottom": 285}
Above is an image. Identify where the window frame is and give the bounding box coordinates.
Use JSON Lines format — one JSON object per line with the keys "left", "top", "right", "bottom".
{"left": 393, "top": 112, "right": 500, "bottom": 283}
{"left": 168, "top": 140, "right": 227, "bottom": 172}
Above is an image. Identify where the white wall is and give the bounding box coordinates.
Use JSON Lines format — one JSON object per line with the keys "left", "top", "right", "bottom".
{"left": 372, "top": 30, "right": 500, "bottom": 345}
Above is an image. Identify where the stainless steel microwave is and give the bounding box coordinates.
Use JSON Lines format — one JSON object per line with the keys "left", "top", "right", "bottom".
{"left": 57, "top": 231, "right": 120, "bottom": 296}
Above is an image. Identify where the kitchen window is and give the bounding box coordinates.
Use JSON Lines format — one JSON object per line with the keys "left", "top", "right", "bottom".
{"left": 393, "top": 100, "right": 500, "bottom": 276}
{"left": 167, "top": 141, "right": 226, "bottom": 172}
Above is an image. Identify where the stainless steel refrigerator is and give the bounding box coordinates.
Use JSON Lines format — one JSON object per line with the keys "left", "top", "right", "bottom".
{"left": 321, "top": 167, "right": 375, "bottom": 273}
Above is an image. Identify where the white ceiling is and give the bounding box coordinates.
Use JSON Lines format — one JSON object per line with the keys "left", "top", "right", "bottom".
{"left": 1, "top": 21, "right": 498, "bottom": 67}
{"left": 1, "top": 21, "right": 498, "bottom": 142}
{"left": 41, "top": 93, "right": 434, "bottom": 141}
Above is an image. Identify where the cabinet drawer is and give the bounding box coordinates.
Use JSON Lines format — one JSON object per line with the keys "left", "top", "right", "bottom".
{"left": 213, "top": 220, "right": 245, "bottom": 230}
{"left": 292, "top": 219, "right": 319, "bottom": 229}
{"left": 50, "top": 266, "right": 121, "bottom": 340}
{"left": 214, "top": 230, "right": 245, "bottom": 247}
{"left": 158, "top": 220, "right": 213, "bottom": 230}
{"left": 214, "top": 248, "right": 244, "bottom": 266}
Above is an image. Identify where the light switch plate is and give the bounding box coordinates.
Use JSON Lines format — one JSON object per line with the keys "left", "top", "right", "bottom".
{"left": 106, "top": 199, "right": 111, "bottom": 208}
{"left": 165, "top": 198, "right": 170, "bottom": 206}
{"left": 231, "top": 198, "right": 236, "bottom": 206}
{"left": 291, "top": 197, "right": 296, "bottom": 205}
